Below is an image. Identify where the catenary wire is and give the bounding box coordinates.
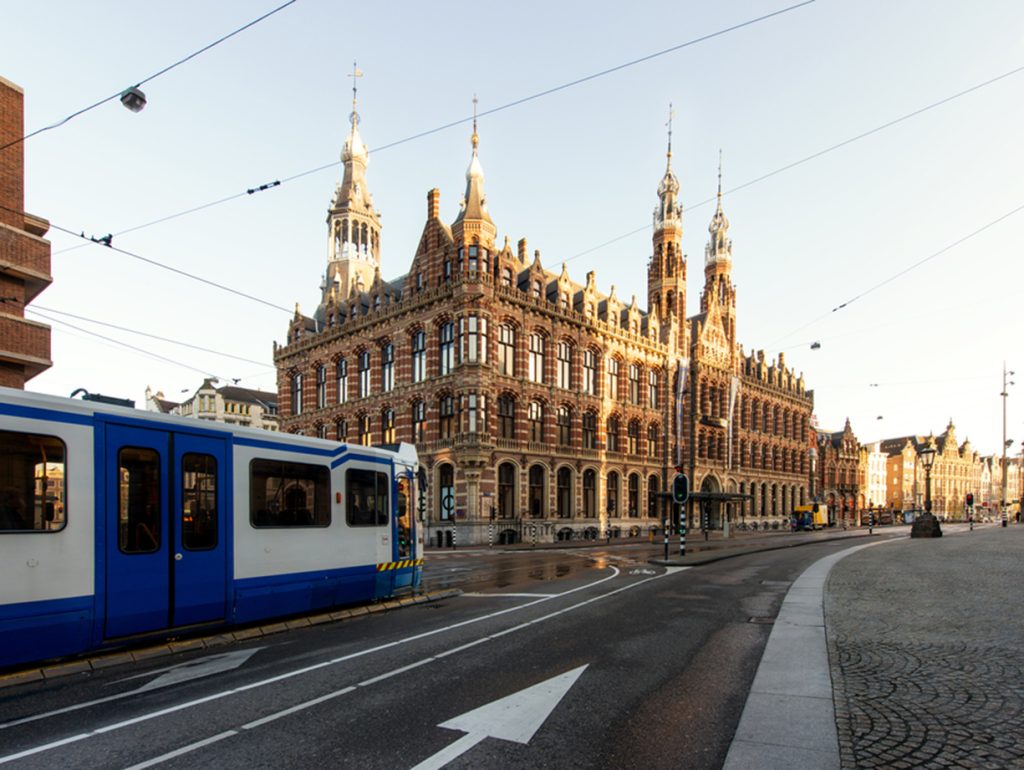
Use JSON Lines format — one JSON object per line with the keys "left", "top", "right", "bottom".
{"left": 0, "top": 1, "right": 298, "bottom": 154}
{"left": 51, "top": 1, "right": 816, "bottom": 255}
{"left": 30, "top": 309, "right": 235, "bottom": 380}
{"left": 30, "top": 305, "right": 272, "bottom": 367}
{"left": 765, "top": 200, "right": 1024, "bottom": 347}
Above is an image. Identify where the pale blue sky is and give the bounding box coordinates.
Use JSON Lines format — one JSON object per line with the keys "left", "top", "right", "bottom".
{"left": 4, "top": 0, "right": 1022, "bottom": 456}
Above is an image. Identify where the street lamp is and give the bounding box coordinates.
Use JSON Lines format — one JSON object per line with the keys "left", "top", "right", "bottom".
{"left": 1001, "top": 363, "right": 1015, "bottom": 527}
{"left": 911, "top": 446, "right": 942, "bottom": 538}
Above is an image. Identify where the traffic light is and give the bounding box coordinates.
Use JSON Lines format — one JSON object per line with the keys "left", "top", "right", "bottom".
{"left": 966, "top": 493, "right": 974, "bottom": 507}
{"left": 812, "top": 503, "right": 819, "bottom": 513}
{"left": 672, "top": 473, "right": 689, "bottom": 504}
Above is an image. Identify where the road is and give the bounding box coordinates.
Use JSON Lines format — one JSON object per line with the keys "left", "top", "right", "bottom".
{"left": 0, "top": 536, "right": 896, "bottom": 769}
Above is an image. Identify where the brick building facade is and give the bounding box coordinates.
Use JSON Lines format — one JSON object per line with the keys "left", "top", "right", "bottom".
{"left": 0, "top": 76, "right": 52, "bottom": 388}
{"left": 817, "top": 419, "right": 861, "bottom": 526}
{"left": 275, "top": 107, "right": 814, "bottom": 544}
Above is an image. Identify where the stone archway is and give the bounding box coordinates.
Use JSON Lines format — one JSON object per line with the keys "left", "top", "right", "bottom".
{"left": 700, "top": 475, "right": 722, "bottom": 529}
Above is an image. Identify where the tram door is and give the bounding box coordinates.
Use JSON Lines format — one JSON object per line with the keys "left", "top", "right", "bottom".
{"left": 103, "top": 424, "right": 227, "bottom": 638}
{"left": 395, "top": 476, "right": 412, "bottom": 561}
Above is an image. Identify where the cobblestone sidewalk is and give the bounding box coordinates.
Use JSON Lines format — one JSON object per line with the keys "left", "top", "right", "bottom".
{"left": 825, "top": 527, "right": 1024, "bottom": 769}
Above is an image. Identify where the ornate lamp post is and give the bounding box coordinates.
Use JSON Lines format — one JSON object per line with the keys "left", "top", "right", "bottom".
{"left": 911, "top": 446, "right": 942, "bottom": 538}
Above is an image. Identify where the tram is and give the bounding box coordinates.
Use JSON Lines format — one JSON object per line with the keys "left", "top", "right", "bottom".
{"left": 0, "top": 387, "right": 423, "bottom": 669}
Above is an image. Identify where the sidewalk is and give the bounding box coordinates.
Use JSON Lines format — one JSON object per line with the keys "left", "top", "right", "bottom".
{"left": 725, "top": 524, "right": 1024, "bottom": 769}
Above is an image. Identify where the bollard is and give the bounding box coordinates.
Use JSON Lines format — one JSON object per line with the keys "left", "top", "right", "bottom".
{"left": 488, "top": 522, "right": 494, "bottom": 548}
{"left": 531, "top": 525, "right": 537, "bottom": 548}
{"left": 663, "top": 516, "right": 669, "bottom": 561}
{"left": 868, "top": 510, "right": 874, "bottom": 535}
{"left": 452, "top": 526, "right": 457, "bottom": 550}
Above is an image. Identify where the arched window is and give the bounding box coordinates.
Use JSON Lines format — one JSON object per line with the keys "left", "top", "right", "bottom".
{"left": 582, "top": 411, "right": 597, "bottom": 449}
{"left": 439, "top": 322, "right": 455, "bottom": 376}
{"left": 498, "top": 324, "right": 515, "bottom": 376}
{"left": 439, "top": 395, "right": 455, "bottom": 439}
{"left": 498, "top": 463, "right": 515, "bottom": 518}
{"left": 358, "top": 414, "right": 371, "bottom": 446}
{"left": 557, "top": 341, "right": 573, "bottom": 389}
{"left": 557, "top": 467, "right": 572, "bottom": 518}
{"left": 358, "top": 351, "right": 371, "bottom": 398}
{"left": 532, "top": 280, "right": 542, "bottom": 300}
{"left": 528, "top": 333, "right": 545, "bottom": 383}
{"left": 606, "top": 472, "right": 619, "bottom": 515}
{"left": 648, "top": 370, "right": 659, "bottom": 408}
{"left": 583, "top": 470, "right": 597, "bottom": 518}
{"left": 411, "top": 330, "right": 426, "bottom": 383}
{"left": 316, "top": 365, "right": 327, "bottom": 409}
{"left": 411, "top": 401, "right": 426, "bottom": 443}
{"left": 335, "top": 419, "right": 347, "bottom": 442}
{"left": 648, "top": 474, "right": 659, "bottom": 518}
{"left": 529, "top": 465, "right": 546, "bottom": 517}
{"left": 529, "top": 401, "right": 544, "bottom": 443}
{"left": 627, "top": 420, "right": 640, "bottom": 454}
{"left": 628, "top": 473, "right": 640, "bottom": 518}
{"left": 380, "top": 343, "right": 394, "bottom": 393}
{"left": 501, "top": 267, "right": 513, "bottom": 288}
{"left": 439, "top": 464, "right": 455, "bottom": 521}
{"left": 291, "top": 372, "right": 303, "bottom": 416}
{"left": 647, "top": 424, "right": 658, "bottom": 456}
{"left": 582, "top": 349, "right": 598, "bottom": 395}
{"left": 498, "top": 394, "right": 515, "bottom": 439}
{"left": 381, "top": 408, "right": 395, "bottom": 443}
{"left": 607, "top": 358, "right": 620, "bottom": 400}
{"left": 336, "top": 358, "right": 348, "bottom": 404}
{"left": 628, "top": 364, "right": 641, "bottom": 405}
{"left": 459, "top": 315, "right": 487, "bottom": 363}
{"left": 606, "top": 416, "right": 619, "bottom": 452}
{"left": 557, "top": 406, "right": 572, "bottom": 446}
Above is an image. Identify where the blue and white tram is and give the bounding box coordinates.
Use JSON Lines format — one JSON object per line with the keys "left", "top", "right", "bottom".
{"left": 0, "top": 387, "right": 423, "bottom": 669}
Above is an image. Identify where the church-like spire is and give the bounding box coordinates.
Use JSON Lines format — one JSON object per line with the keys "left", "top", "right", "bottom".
{"left": 654, "top": 103, "right": 682, "bottom": 230}
{"left": 454, "top": 95, "right": 493, "bottom": 226}
{"left": 321, "top": 62, "right": 382, "bottom": 312}
{"left": 705, "top": 150, "right": 731, "bottom": 265}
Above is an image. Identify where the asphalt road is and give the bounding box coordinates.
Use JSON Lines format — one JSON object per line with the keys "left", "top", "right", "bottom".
{"left": 0, "top": 539, "right": 887, "bottom": 769}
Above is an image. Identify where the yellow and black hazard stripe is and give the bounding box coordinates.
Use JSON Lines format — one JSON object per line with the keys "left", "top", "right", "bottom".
{"left": 376, "top": 558, "right": 424, "bottom": 572}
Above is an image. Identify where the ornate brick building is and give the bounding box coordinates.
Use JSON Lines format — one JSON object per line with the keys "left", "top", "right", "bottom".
{"left": 0, "top": 76, "right": 52, "bottom": 388}
{"left": 275, "top": 105, "right": 814, "bottom": 544}
{"left": 817, "top": 419, "right": 860, "bottom": 526}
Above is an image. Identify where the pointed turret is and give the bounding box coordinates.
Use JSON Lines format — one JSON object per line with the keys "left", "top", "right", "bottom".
{"left": 321, "top": 63, "right": 382, "bottom": 317}
{"left": 648, "top": 105, "right": 686, "bottom": 350}
{"left": 452, "top": 97, "right": 497, "bottom": 249}
{"left": 700, "top": 151, "right": 737, "bottom": 347}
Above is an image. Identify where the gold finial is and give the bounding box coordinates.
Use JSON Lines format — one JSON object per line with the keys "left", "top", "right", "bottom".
{"left": 666, "top": 103, "right": 676, "bottom": 166}
{"left": 471, "top": 94, "right": 479, "bottom": 149}
{"left": 717, "top": 148, "right": 723, "bottom": 201}
{"left": 348, "top": 61, "right": 363, "bottom": 132}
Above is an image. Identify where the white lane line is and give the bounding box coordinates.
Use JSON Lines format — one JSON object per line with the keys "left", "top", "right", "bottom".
{"left": 461, "top": 592, "right": 557, "bottom": 598}
{"left": 0, "top": 565, "right": 629, "bottom": 764}
{"left": 121, "top": 731, "right": 238, "bottom": 770}
{"left": 65, "top": 564, "right": 683, "bottom": 769}
{"left": 241, "top": 687, "right": 356, "bottom": 730}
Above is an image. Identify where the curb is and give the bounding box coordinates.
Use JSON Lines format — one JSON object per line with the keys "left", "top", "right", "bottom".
{"left": 0, "top": 588, "right": 462, "bottom": 691}
{"left": 649, "top": 530, "right": 880, "bottom": 567}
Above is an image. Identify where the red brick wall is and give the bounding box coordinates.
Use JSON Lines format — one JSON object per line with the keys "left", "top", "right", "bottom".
{"left": 0, "top": 78, "right": 24, "bottom": 228}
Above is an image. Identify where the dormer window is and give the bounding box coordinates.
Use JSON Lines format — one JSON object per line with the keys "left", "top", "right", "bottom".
{"left": 532, "top": 280, "right": 542, "bottom": 300}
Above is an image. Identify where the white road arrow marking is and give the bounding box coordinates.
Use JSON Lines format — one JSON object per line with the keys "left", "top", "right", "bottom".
{"left": 409, "top": 664, "right": 588, "bottom": 770}
{"left": 0, "top": 648, "right": 263, "bottom": 731}
{"left": 129, "top": 648, "right": 263, "bottom": 693}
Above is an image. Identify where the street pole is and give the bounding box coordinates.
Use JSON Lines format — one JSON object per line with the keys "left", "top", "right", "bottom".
{"left": 1002, "top": 362, "right": 1009, "bottom": 527}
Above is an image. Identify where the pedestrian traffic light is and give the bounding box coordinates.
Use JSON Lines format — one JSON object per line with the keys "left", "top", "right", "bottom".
{"left": 672, "top": 473, "right": 689, "bottom": 504}
{"left": 966, "top": 493, "right": 974, "bottom": 506}
{"left": 812, "top": 503, "right": 819, "bottom": 513}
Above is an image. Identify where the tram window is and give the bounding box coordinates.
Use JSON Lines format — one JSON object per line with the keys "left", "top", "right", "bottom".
{"left": 346, "top": 468, "right": 389, "bottom": 527}
{"left": 0, "top": 430, "right": 66, "bottom": 532}
{"left": 182, "top": 453, "right": 217, "bottom": 550}
{"left": 118, "top": 447, "right": 161, "bottom": 553}
{"left": 250, "top": 458, "right": 330, "bottom": 528}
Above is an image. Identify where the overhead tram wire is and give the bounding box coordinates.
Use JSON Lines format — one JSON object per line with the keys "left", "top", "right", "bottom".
{"left": 52, "top": 1, "right": 816, "bottom": 255}
{"left": 30, "top": 309, "right": 236, "bottom": 381}
{"left": 566, "top": 61, "right": 1024, "bottom": 264}
{"left": 29, "top": 305, "right": 272, "bottom": 367}
{"left": 0, "top": 0, "right": 299, "bottom": 154}
{"left": 54, "top": 57, "right": 1024, "bottom": 262}
{"left": 766, "top": 199, "right": 1024, "bottom": 348}
{"left": 45, "top": 220, "right": 293, "bottom": 314}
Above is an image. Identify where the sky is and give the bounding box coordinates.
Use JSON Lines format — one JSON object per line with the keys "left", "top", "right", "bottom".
{"left": 3, "top": 0, "right": 1023, "bottom": 457}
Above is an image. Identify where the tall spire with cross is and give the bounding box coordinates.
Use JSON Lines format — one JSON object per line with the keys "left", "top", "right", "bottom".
{"left": 322, "top": 61, "right": 381, "bottom": 308}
